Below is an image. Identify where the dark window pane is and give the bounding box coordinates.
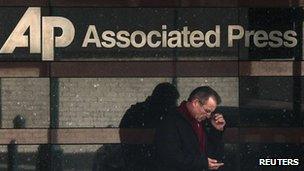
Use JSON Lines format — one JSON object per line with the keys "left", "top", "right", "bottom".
{"left": 240, "top": 77, "right": 296, "bottom": 126}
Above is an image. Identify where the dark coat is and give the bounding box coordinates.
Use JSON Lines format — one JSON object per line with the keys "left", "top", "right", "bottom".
{"left": 155, "top": 108, "right": 223, "bottom": 171}
{"left": 119, "top": 97, "right": 176, "bottom": 171}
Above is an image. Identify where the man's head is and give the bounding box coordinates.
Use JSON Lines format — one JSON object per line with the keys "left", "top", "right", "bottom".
{"left": 186, "top": 86, "right": 221, "bottom": 122}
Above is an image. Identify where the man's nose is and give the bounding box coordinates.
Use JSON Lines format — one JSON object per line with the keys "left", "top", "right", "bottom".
{"left": 206, "top": 112, "right": 212, "bottom": 117}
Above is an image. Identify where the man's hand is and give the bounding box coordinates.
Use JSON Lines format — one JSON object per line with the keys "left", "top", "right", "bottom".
{"left": 211, "top": 113, "right": 226, "bottom": 131}
{"left": 208, "top": 158, "right": 224, "bottom": 170}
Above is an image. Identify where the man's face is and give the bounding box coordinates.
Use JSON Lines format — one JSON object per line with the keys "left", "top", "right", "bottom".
{"left": 191, "top": 97, "right": 217, "bottom": 122}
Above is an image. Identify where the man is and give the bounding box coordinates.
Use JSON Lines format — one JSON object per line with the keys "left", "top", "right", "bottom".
{"left": 119, "top": 82, "right": 179, "bottom": 170}
{"left": 156, "top": 86, "right": 226, "bottom": 171}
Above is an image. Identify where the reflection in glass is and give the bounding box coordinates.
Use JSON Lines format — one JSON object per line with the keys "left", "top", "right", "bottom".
{"left": 240, "top": 77, "right": 296, "bottom": 126}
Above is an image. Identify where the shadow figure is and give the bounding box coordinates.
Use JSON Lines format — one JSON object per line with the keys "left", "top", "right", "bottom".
{"left": 119, "top": 82, "right": 180, "bottom": 171}
{"left": 92, "top": 125, "right": 125, "bottom": 171}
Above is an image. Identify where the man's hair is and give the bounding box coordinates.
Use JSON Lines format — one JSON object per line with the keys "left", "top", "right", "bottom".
{"left": 188, "top": 86, "right": 221, "bottom": 105}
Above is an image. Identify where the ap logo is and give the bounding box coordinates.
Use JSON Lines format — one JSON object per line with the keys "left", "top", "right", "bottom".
{"left": 0, "top": 7, "right": 75, "bottom": 61}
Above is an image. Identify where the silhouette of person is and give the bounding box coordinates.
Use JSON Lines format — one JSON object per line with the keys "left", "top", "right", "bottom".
{"left": 119, "top": 82, "right": 180, "bottom": 171}
{"left": 92, "top": 126, "right": 125, "bottom": 171}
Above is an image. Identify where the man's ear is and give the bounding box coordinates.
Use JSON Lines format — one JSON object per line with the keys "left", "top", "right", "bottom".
{"left": 192, "top": 99, "right": 199, "bottom": 107}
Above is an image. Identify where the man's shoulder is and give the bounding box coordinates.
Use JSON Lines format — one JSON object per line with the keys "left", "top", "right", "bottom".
{"left": 156, "top": 108, "right": 192, "bottom": 139}
{"left": 161, "top": 107, "right": 187, "bottom": 124}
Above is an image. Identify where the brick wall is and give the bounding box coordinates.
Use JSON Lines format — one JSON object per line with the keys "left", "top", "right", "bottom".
{"left": 58, "top": 78, "right": 172, "bottom": 127}
{"left": 1, "top": 78, "right": 49, "bottom": 128}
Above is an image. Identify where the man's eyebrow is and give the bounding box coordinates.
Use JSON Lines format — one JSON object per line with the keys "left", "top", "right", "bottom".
{"left": 206, "top": 108, "right": 215, "bottom": 112}
{"left": 205, "top": 108, "right": 212, "bottom": 112}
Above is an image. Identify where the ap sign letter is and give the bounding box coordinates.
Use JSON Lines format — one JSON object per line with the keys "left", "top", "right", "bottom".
{"left": 0, "top": 7, "right": 41, "bottom": 54}
{"left": 0, "top": 7, "right": 75, "bottom": 61}
{"left": 42, "top": 17, "right": 75, "bottom": 61}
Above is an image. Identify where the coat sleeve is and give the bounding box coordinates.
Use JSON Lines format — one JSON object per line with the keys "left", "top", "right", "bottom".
{"left": 205, "top": 121, "right": 224, "bottom": 160}
{"left": 156, "top": 115, "right": 209, "bottom": 171}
